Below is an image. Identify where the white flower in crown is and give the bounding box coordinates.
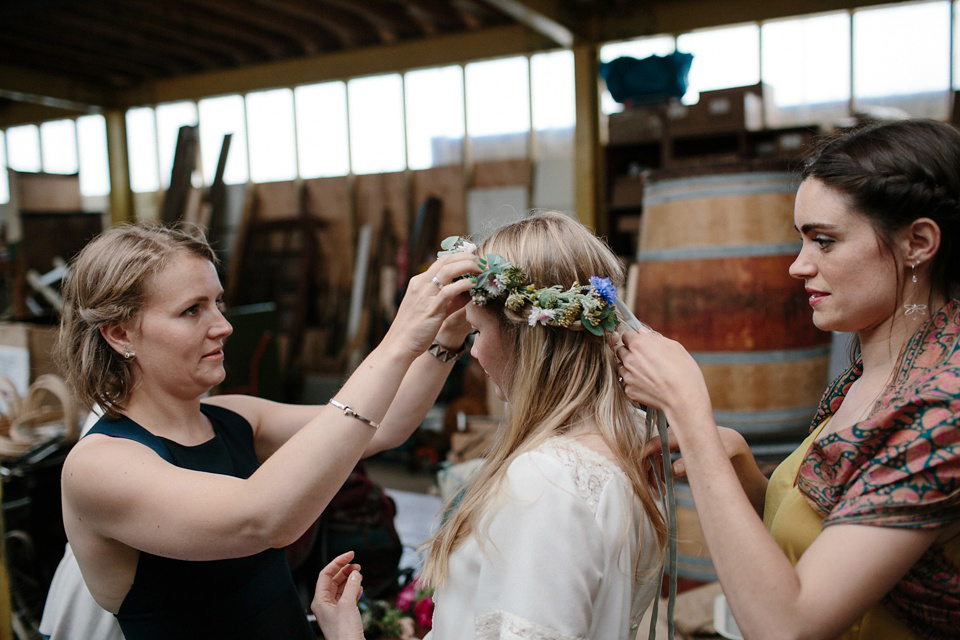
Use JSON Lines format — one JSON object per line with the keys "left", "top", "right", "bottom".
{"left": 484, "top": 273, "right": 510, "bottom": 296}
{"left": 527, "top": 307, "right": 557, "bottom": 327}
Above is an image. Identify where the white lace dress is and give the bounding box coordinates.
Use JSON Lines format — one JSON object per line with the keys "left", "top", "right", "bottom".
{"left": 426, "top": 436, "right": 663, "bottom": 640}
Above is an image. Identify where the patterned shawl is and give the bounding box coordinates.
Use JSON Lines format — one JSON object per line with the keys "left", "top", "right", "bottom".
{"left": 796, "top": 299, "right": 960, "bottom": 638}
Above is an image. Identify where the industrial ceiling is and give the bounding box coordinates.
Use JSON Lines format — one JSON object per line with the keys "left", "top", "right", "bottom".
{"left": 0, "top": 0, "right": 892, "bottom": 128}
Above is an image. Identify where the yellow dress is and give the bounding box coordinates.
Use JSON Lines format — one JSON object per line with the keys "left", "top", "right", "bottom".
{"left": 762, "top": 421, "right": 960, "bottom": 640}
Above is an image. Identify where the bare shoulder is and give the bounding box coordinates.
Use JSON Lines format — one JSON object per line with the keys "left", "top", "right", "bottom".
{"left": 61, "top": 435, "right": 170, "bottom": 519}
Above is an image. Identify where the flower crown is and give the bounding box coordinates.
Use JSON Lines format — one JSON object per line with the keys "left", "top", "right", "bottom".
{"left": 438, "top": 236, "right": 619, "bottom": 336}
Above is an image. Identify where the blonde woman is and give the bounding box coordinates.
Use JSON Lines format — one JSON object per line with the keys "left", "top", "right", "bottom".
{"left": 315, "top": 212, "right": 668, "bottom": 639}
{"left": 425, "top": 212, "right": 668, "bottom": 639}
{"left": 314, "top": 212, "right": 669, "bottom": 640}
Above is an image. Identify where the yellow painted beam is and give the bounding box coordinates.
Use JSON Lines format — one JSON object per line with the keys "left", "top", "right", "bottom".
{"left": 592, "top": 0, "right": 896, "bottom": 41}
{"left": 0, "top": 102, "right": 88, "bottom": 129}
{"left": 0, "top": 63, "right": 112, "bottom": 112}
{"left": 104, "top": 109, "right": 135, "bottom": 225}
{"left": 117, "top": 25, "right": 555, "bottom": 107}
{"left": 573, "top": 43, "right": 602, "bottom": 235}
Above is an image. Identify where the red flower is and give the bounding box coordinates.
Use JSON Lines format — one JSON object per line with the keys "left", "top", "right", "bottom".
{"left": 414, "top": 596, "right": 434, "bottom": 628}
{"left": 396, "top": 582, "right": 417, "bottom": 611}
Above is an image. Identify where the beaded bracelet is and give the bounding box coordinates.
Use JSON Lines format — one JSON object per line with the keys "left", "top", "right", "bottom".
{"left": 329, "top": 399, "right": 380, "bottom": 430}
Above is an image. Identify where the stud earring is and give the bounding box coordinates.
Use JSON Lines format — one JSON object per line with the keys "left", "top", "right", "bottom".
{"left": 123, "top": 348, "right": 136, "bottom": 360}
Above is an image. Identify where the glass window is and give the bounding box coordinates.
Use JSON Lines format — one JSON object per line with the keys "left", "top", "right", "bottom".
{"left": 76, "top": 115, "right": 110, "bottom": 198}
{"left": 599, "top": 35, "right": 677, "bottom": 114}
{"left": 295, "top": 82, "right": 350, "bottom": 178}
{"left": 853, "top": 1, "right": 951, "bottom": 99}
{"left": 6, "top": 125, "right": 42, "bottom": 173}
{"left": 762, "top": 12, "right": 851, "bottom": 107}
{"left": 405, "top": 66, "right": 465, "bottom": 170}
{"left": 155, "top": 101, "right": 198, "bottom": 189}
{"left": 246, "top": 89, "right": 297, "bottom": 183}
{"left": 126, "top": 107, "right": 160, "bottom": 193}
{"left": 465, "top": 56, "right": 530, "bottom": 160}
{"left": 0, "top": 131, "right": 8, "bottom": 204}
{"left": 465, "top": 57, "right": 530, "bottom": 136}
{"left": 348, "top": 74, "right": 406, "bottom": 175}
{"left": 678, "top": 23, "right": 760, "bottom": 103}
{"left": 531, "top": 50, "right": 575, "bottom": 131}
{"left": 40, "top": 119, "right": 78, "bottom": 175}
{"left": 198, "top": 95, "right": 248, "bottom": 186}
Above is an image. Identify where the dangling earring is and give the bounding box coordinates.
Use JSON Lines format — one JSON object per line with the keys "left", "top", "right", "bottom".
{"left": 903, "top": 261, "right": 927, "bottom": 318}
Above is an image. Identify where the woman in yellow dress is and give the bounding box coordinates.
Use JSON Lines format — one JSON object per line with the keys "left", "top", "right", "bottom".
{"left": 617, "top": 118, "right": 960, "bottom": 639}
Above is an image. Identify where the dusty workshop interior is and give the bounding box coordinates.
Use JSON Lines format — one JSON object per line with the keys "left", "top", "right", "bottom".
{"left": 1, "top": 1, "right": 958, "bottom": 638}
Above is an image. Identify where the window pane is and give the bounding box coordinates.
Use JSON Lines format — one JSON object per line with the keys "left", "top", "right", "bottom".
{"left": 600, "top": 35, "right": 677, "bottom": 114}
{"left": 155, "top": 101, "right": 198, "bottom": 189}
{"left": 678, "top": 24, "right": 760, "bottom": 103}
{"left": 295, "top": 82, "right": 350, "bottom": 178}
{"left": 465, "top": 57, "right": 530, "bottom": 136}
{"left": 77, "top": 115, "right": 110, "bottom": 197}
{"left": 762, "top": 12, "right": 851, "bottom": 107}
{"left": 126, "top": 107, "right": 159, "bottom": 193}
{"left": 405, "top": 66, "right": 465, "bottom": 170}
{"left": 348, "top": 74, "right": 406, "bottom": 175}
{"left": 40, "top": 119, "right": 78, "bottom": 174}
{"left": 0, "top": 131, "right": 8, "bottom": 204}
{"left": 854, "top": 1, "right": 950, "bottom": 99}
{"left": 465, "top": 57, "right": 530, "bottom": 160}
{"left": 531, "top": 51, "right": 575, "bottom": 130}
{"left": 6, "top": 125, "right": 42, "bottom": 173}
{"left": 246, "top": 89, "right": 297, "bottom": 183}
{"left": 198, "top": 95, "right": 248, "bottom": 186}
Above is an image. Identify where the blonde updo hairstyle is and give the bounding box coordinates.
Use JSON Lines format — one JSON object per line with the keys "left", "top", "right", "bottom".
{"left": 420, "top": 211, "right": 667, "bottom": 587}
{"left": 56, "top": 223, "right": 217, "bottom": 418}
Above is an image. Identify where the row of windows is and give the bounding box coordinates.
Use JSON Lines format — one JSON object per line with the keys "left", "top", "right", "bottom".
{"left": 1, "top": 0, "right": 957, "bottom": 203}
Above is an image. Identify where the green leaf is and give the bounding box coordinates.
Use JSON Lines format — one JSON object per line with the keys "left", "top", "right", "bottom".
{"left": 582, "top": 313, "right": 604, "bottom": 336}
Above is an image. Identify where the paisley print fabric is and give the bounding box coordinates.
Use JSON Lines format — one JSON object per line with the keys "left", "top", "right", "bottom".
{"left": 796, "top": 299, "right": 960, "bottom": 638}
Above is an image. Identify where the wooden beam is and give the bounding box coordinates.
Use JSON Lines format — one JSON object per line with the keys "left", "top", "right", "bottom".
{"left": 0, "top": 101, "right": 89, "bottom": 129}
{"left": 591, "top": 0, "right": 896, "bottom": 42}
{"left": 0, "top": 63, "right": 112, "bottom": 114}
{"left": 483, "top": 0, "right": 575, "bottom": 47}
{"left": 573, "top": 43, "right": 602, "bottom": 234}
{"left": 104, "top": 109, "right": 135, "bottom": 224}
{"left": 117, "top": 24, "right": 554, "bottom": 107}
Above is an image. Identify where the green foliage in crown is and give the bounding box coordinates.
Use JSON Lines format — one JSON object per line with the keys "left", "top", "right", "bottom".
{"left": 438, "top": 235, "right": 619, "bottom": 336}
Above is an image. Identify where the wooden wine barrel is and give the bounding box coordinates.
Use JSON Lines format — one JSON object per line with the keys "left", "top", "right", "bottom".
{"left": 630, "top": 168, "right": 831, "bottom": 441}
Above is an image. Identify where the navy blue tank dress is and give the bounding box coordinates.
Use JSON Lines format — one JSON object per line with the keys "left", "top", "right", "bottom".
{"left": 85, "top": 404, "right": 315, "bottom": 640}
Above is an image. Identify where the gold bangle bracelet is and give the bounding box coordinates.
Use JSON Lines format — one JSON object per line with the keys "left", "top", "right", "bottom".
{"left": 329, "top": 399, "right": 380, "bottom": 430}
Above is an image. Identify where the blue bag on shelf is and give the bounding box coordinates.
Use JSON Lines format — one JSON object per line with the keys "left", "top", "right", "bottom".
{"left": 600, "top": 51, "right": 694, "bottom": 105}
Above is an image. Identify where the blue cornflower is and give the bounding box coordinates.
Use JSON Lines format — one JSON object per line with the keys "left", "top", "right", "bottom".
{"left": 590, "top": 276, "right": 617, "bottom": 306}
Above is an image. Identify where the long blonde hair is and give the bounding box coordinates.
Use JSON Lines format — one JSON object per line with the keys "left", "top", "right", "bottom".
{"left": 420, "top": 211, "right": 667, "bottom": 587}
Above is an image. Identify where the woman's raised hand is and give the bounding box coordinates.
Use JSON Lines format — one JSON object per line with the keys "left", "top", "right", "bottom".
{"left": 383, "top": 253, "right": 481, "bottom": 360}
{"left": 616, "top": 330, "right": 711, "bottom": 420}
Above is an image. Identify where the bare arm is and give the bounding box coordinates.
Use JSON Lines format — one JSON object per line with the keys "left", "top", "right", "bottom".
{"left": 63, "top": 253, "right": 481, "bottom": 564}
{"left": 618, "top": 330, "right": 940, "bottom": 640}
{"left": 206, "top": 308, "right": 472, "bottom": 460}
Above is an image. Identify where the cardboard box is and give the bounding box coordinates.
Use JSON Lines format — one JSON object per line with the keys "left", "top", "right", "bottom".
{"left": 608, "top": 105, "right": 665, "bottom": 145}
{"left": 0, "top": 322, "right": 60, "bottom": 397}
{"left": 667, "top": 84, "right": 765, "bottom": 136}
